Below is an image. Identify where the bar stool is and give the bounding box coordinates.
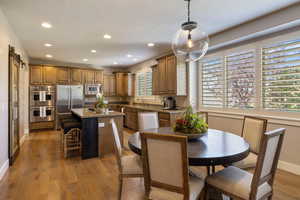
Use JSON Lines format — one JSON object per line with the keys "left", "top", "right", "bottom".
{"left": 61, "top": 120, "right": 82, "bottom": 158}
{"left": 63, "top": 128, "right": 81, "bottom": 158}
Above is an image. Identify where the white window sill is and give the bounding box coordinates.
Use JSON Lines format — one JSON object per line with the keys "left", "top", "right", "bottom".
{"left": 199, "top": 108, "right": 300, "bottom": 127}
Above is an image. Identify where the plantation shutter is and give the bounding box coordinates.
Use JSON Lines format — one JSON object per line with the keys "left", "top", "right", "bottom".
{"left": 201, "top": 58, "right": 224, "bottom": 108}
{"left": 136, "top": 71, "right": 152, "bottom": 97}
{"left": 262, "top": 39, "right": 300, "bottom": 111}
{"left": 226, "top": 50, "right": 256, "bottom": 109}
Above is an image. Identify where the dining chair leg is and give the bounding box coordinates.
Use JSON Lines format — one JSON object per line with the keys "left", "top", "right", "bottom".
{"left": 118, "top": 175, "right": 123, "bottom": 200}
{"left": 206, "top": 166, "right": 210, "bottom": 175}
{"left": 212, "top": 165, "right": 216, "bottom": 173}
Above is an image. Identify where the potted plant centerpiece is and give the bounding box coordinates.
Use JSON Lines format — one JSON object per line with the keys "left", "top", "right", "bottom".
{"left": 94, "top": 93, "right": 107, "bottom": 113}
{"left": 173, "top": 106, "right": 208, "bottom": 139}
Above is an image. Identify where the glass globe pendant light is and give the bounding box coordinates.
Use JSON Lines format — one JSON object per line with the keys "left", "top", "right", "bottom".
{"left": 172, "top": 0, "right": 209, "bottom": 62}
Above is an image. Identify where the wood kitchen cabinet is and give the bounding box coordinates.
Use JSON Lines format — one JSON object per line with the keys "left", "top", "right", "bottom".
{"left": 115, "top": 72, "right": 133, "bottom": 97}
{"left": 56, "top": 67, "right": 70, "bottom": 84}
{"left": 94, "top": 70, "right": 104, "bottom": 84}
{"left": 70, "top": 68, "right": 83, "bottom": 84}
{"left": 30, "top": 65, "right": 44, "bottom": 84}
{"left": 43, "top": 66, "right": 57, "bottom": 84}
{"left": 84, "top": 70, "right": 95, "bottom": 84}
{"left": 152, "top": 65, "right": 159, "bottom": 95}
{"left": 123, "top": 106, "right": 183, "bottom": 130}
{"left": 153, "top": 55, "right": 187, "bottom": 96}
{"left": 157, "top": 57, "right": 167, "bottom": 94}
{"left": 103, "top": 74, "right": 116, "bottom": 96}
{"left": 166, "top": 55, "right": 177, "bottom": 94}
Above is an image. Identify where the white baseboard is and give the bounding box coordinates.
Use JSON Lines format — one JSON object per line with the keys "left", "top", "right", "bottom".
{"left": 0, "top": 160, "right": 9, "bottom": 181}
{"left": 278, "top": 160, "right": 300, "bottom": 176}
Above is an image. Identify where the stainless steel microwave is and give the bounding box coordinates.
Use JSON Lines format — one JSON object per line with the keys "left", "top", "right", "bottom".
{"left": 84, "top": 84, "right": 102, "bottom": 95}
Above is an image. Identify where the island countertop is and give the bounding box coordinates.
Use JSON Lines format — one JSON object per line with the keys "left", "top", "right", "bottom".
{"left": 71, "top": 108, "right": 124, "bottom": 119}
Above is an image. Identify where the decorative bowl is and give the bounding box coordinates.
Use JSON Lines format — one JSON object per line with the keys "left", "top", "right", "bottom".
{"left": 175, "top": 131, "right": 207, "bottom": 140}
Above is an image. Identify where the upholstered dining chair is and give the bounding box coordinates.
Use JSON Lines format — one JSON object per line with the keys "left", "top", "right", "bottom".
{"left": 140, "top": 132, "right": 205, "bottom": 200}
{"left": 233, "top": 116, "right": 268, "bottom": 169}
{"left": 196, "top": 112, "right": 208, "bottom": 124}
{"left": 110, "top": 119, "right": 144, "bottom": 200}
{"left": 205, "top": 128, "right": 285, "bottom": 200}
{"left": 138, "top": 112, "right": 159, "bottom": 131}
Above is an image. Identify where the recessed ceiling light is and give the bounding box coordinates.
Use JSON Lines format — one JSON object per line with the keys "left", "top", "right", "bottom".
{"left": 44, "top": 43, "right": 52, "bottom": 47}
{"left": 103, "top": 34, "right": 112, "bottom": 39}
{"left": 41, "top": 22, "right": 52, "bottom": 28}
{"left": 83, "top": 58, "right": 88, "bottom": 62}
{"left": 45, "top": 54, "right": 53, "bottom": 58}
{"left": 127, "top": 54, "right": 133, "bottom": 58}
{"left": 91, "top": 49, "right": 97, "bottom": 53}
{"left": 148, "top": 43, "right": 155, "bottom": 47}
{"left": 113, "top": 62, "right": 118, "bottom": 65}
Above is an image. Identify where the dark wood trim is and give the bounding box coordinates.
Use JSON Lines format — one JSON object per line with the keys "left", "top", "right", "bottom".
{"left": 8, "top": 45, "right": 21, "bottom": 166}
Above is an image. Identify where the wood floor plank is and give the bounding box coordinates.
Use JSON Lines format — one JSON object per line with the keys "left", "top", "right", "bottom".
{"left": 0, "top": 130, "right": 299, "bottom": 200}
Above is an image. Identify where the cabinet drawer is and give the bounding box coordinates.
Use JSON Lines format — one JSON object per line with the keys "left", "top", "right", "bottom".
{"left": 159, "top": 119, "right": 170, "bottom": 127}
{"left": 158, "top": 113, "right": 170, "bottom": 120}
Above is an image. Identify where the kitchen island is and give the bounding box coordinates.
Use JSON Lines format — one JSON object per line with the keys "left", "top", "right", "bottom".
{"left": 71, "top": 108, "right": 124, "bottom": 159}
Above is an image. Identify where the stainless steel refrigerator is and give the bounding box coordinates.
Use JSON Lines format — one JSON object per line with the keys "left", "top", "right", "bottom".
{"left": 56, "top": 85, "right": 84, "bottom": 114}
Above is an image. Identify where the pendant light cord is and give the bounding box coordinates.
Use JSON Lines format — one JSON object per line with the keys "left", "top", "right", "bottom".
{"left": 187, "top": 0, "right": 191, "bottom": 22}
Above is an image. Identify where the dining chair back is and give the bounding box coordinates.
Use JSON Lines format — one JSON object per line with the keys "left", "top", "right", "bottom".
{"left": 138, "top": 112, "right": 159, "bottom": 131}
{"left": 141, "top": 132, "right": 190, "bottom": 199}
{"left": 197, "top": 112, "right": 208, "bottom": 124}
{"left": 250, "top": 128, "right": 285, "bottom": 199}
{"left": 242, "top": 116, "right": 267, "bottom": 154}
{"left": 110, "top": 119, "right": 144, "bottom": 200}
{"left": 110, "top": 119, "right": 123, "bottom": 171}
{"left": 205, "top": 128, "right": 285, "bottom": 200}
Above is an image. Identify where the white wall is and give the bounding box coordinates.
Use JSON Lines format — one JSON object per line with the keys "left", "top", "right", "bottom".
{"left": 0, "top": 7, "right": 29, "bottom": 179}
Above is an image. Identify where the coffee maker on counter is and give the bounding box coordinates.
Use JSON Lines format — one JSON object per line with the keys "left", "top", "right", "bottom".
{"left": 163, "top": 96, "right": 177, "bottom": 110}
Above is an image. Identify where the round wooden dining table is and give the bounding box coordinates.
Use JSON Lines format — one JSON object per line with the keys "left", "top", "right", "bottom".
{"left": 128, "top": 127, "right": 250, "bottom": 174}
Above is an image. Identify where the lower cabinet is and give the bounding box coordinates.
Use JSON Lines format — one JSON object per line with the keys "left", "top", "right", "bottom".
{"left": 124, "top": 107, "right": 182, "bottom": 130}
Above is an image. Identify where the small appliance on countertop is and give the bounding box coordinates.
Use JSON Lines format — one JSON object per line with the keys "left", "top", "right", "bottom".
{"left": 163, "top": 96, "right": 178, "bottom": 110}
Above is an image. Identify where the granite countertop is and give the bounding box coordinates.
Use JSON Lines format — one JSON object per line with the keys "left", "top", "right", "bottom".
{"left": 108, "top": 104, "right": 186, "bottom": 114}
{"left": 71, "top": 108, "right": 124, "bottom": 119}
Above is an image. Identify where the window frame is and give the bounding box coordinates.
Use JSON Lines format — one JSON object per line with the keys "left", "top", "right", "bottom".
{"left": 198, "top": 31, "right": 300, "bottom": 117}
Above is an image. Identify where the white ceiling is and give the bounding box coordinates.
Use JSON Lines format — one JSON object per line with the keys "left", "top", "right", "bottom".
{"left": 0, "top": 0, "right": 299, "bottom": 68}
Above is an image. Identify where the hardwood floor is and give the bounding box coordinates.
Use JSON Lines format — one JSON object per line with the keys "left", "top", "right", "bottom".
{"left": 0, "top": 130, "right": 299, "bottom": 200}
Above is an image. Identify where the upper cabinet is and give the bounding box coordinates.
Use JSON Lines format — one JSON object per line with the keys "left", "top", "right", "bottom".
{"left": 70, "top": 68, "right": 83, "bottom": 84}
{"left": 152, "top": 65, "right": 159, "bottom": 95}
{"left": 94, "top": 71, "right": 104, "bottom": 84}
{"left": 30, "top": 65, "right": 104, "bottom": 85}
{"left": 84, "top": 70, "right": 104, "bottom": 84}
{"left": 153, "top": 55, "right": 187, "bottom": 96}
{"left": 84, "top": 70, "right": 95, "bottom": 84}
{"left": 30, "top": 65, "right": 44, "bottom": 84}
{"left": 43, "top": 66, "right": 57, "bottom": 84}
{"left": 115, "top": 72, "right": 133, "bottom": 97}
{"left": 103, "top": 74, "right": 116, "bottom": 96}
{"left": 30, "top": 65, "right": 57, "bottom": 85}
{"left": 56, "top": 67, "right": 70, "bottom": 84}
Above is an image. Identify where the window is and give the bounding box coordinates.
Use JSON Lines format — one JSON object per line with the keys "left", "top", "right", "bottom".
{"left": 136, "top": 71, "right": 152, "bottom": 97}
{"left": 201, "top": 58, "right": 224, "bottom": 108}
{"left": 262, "top": 39, "right": 300, "bottom": 111}
{"left": 226, "top": 50, "right": 256, "bottom": 109}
